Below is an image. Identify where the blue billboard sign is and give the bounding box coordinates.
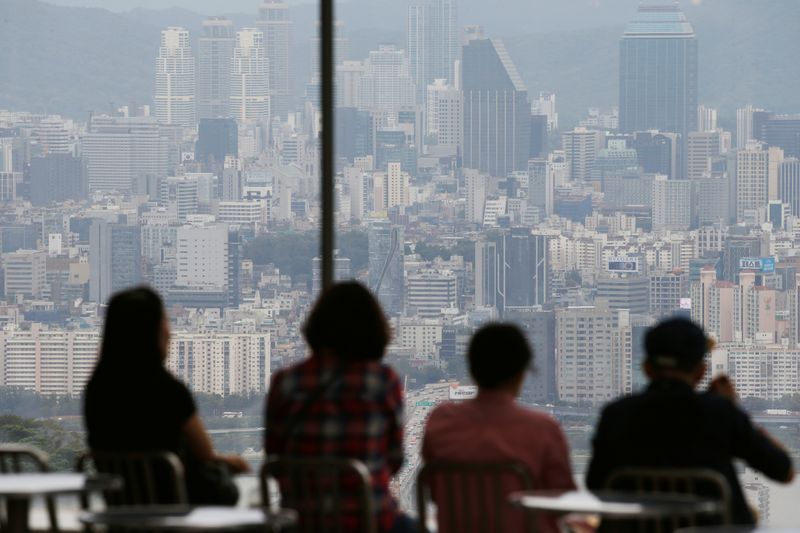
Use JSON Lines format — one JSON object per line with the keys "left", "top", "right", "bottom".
{"left": 739, "top": 257, "right": 775, "bottom": 273}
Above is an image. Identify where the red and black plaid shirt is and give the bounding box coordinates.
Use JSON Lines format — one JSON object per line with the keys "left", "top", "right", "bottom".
{"left": 265, "top": 356, "right": 405, "bottom": 532}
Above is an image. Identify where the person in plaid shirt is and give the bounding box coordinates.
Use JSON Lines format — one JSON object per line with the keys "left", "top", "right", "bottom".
{"left": 265, "top": 282, "right": 416, "bottom": 533}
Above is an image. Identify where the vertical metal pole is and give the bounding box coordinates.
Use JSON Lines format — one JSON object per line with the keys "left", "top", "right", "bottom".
{"left": 320, "top": 0, "right": 335, "bottom": 291}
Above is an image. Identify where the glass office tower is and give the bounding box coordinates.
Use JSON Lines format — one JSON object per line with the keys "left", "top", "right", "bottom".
{"left": 619, "top": 2, "right": 698, "bottom": 176}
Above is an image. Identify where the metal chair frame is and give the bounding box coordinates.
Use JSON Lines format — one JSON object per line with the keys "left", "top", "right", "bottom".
{"left": 261, "top": 456, "right": 377, "bottom": 533}
{"left": 0, "top": 444, "right": 60, "bottom": 532}
{"left": 76, "top": 450, "right": 189, "bottom": 506}
{"left": 605, "top": 467, "right": 734, "bottom": 532}
{"left": 416, "top": 460, "right": 537, "bottom": 533}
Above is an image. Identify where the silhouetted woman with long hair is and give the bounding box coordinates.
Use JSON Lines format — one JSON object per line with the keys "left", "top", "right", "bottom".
{"left": 84, "top": 287, "right": 248, "bottom": 504}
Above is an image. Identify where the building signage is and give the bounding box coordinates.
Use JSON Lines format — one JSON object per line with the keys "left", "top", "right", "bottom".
{"left": 739, "top": 257, "right": 775, "bottom": 273}
{"left": 449, "top": 385, "right": 478, "bottom": 400}
{"left": 607, "top": 256, "right": 639, "bottom": 273}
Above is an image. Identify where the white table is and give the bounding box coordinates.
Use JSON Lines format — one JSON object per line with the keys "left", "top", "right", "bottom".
{"left": 0, "top": 473, "right": 120, "bottom": 533}
{"left": 509, "top": 490, "right": 722, "bottom": 518}
{"left": 80, "top": 505, "right": 298, "bottom": 531}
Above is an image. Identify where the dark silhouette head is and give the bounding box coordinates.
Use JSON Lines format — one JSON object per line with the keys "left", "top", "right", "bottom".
{"left": 645, "top": 318, "right": 710, "bottom": 373}
{"left": 468, "top": 323, "right": 532, "bottom": 390}
{"left": 96, "top": 287, "right": 168, "bottom": 374}
{"left": 303, "top": 282, "right": 390, "bottom": 362}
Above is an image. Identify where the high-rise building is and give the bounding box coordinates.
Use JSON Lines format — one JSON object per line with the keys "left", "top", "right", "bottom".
{"left": 562, "top": 127, "right": 604, "bottom": 182}
{"left": 31, "top": 118, "right": 72, "bottom": 155}
{"left": 0, "top": 138, "right": 12, "bottom": 173}
{"left": 778, "top": 158, "right": 800, "bottom": 216}
{"left": 736, "top": 141, "right": 780, "bottom": 223}
{"left": 28, "top": 154, "right": 87, "bottom": 206}
{"left": 0, "top": 325, "right": 99, "bottom": 395}
{"left": 81, "top": 116, "right": 170, "bottom": 194}
{"left": 425, "top": 79, "right": 461, "bottom": 150}
{"left": 407, "top": 0, "right": 458, "bottom": 103}
{"left": 556, "top": 304, "right": 632, "bottom": 405}
{"left": 474, "top": 228, "right": 549, "bottom": 317}
{"left": 652, "top": 175, "right": 693, "bottom": 231}
{"left": 737, "top": 105, "right": 765, "bottom": 149}
{"left": 632, "top": 131, "right": 680, "bottom": 179}
{"left": 592, "top": 139, "right": 638, "bottom": 187}
{"left": 167, "top": 331, "right": 270, "bottom": 395}
{"left": 532, "top": 92, "right": 558, "bottom": 132}
{"left": 462, "top": 38, "right": 530, "bottom": 177}
{"left": 762, "top": 115, "right": 800, "bottom": 158}
{"left": 619, "top": 3, "right": 697, "bottom": 174}
{"left": 311, "top": 255, "right": 352, "bottom": 297}
{"left": 596, "top": 274, "right": 650, "bottom": 315}
{"left": 687, "top": 130, "right": 721, "bottom": 180}
{"left": 3, "top": 250, "right": 47, "bottom": 299}
{"left": 336, "top": 61, "right": 365, "bottom": 108}
{"left": 197, "top": 17, "right": 235, "bottom": 120}
{"left": 529, "top": 115, "right": 548, "bottom": 159}
{"left": 358, "top": 45, "right": 416, "bottom": 114}
{"left": 160, "top": 176, "right": 199, "bottom": 223}
{"left": 527, "top": 158, "right": 554, "bottom": 217}
{"left": 230, "top": 28, "right": 270, "bottom": 122}
{"left": 464, "top": 168, "right": 486, "bottom": 224}
{"left": 196, "top": 119, "right": 238, "bottom": 171}
{"left": 310, "top": 20, "right": 348, "bottom": 82}
{"left": 406, "top": 269, "right": 458, "bottom": 318}
{"left": 368, "top": 219, "right": 404, "bottom": 316}
{"left": 154, "top": 27, "right": 196, "bottom": 127}
{"left": 697, "top": 105, "right": 717, "bottom": 133}
{"left": 175, "top": 223, "right": 229, "bottom": 291}
{"left": 504, "top": 307, "right": 556, "bottom": 402}
{"left": 649, "top": 270, "right": 688, "bottom": 318}
{"left": 256, "top": 0, "right": 292, "bottom": 120}
{"left": 346, "top": 166, "right": 370, "bottom": 221}
{"left": 89, "top": 220, "right": 142, "bottom": 304}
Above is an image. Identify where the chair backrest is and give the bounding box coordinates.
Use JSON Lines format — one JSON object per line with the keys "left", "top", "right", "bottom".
{"left": 0, "top": 444, "right": 49, "bottom": 473}
{"left": 604, "top": 467, "right": 733, "bottom": 532}
{"left": 416, "top": 461, "right": 536, "bottom": 533}
{"left": 76, "top": 450, "right": 189, "bottom": 505}
{"left": 261, "top": 456, "right": 377, "bottom": 533}
{"left": 1, "top": 444, "right": 60, "bottom": 532}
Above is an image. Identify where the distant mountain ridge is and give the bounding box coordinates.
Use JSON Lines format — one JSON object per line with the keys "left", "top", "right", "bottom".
{"left": 1, "top": 0, "right": 798, "bottom": 126}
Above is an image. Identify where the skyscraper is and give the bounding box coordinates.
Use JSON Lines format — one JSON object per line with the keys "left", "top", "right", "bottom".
{"left": 196, "top": 118, "right": 238, "bottom": 171}
{"left": 407, "top": 0, "right": 458, "bottom": 103}
{"left": 736, "top": 105, "right": 763, "bottom": 150}
{"left": 29, "top": 154, "right": 87, "bottom": 206}
{"left": 368, "top": 219, "right": 404, "bottom": 316}
{"left": 81, "top": 116, "right": 170, "bottom": 194}
{"left": 736, "top": 141, "right": 782, "bottom": 224}
{"left": 358, "top": 45, "right": 416, "bottom": 114}
{"left": 197, "top": 17, "right": 235, "bottom": 120}
{"left": 779, "top": 158, "right": 800, "bottom": 216}
{"left": 562, "top": 127, "right": 604, "bottom": 182}
{"left": 154, "top": 27, "right": 196, "bottom": 127}
{"left": 474, "top": 227, "right": 549, "bottom": 317}
{"left": 687, "top": 130, "right": 722, "bottom": 180}
{"left": 425, "top": 79, "right": 461, "bottom": 150}
{"left": 462, "top": 38, "right": 530, "bottom": 177}
{"left": 230, "top": 28, "right": 270, "bottom": 122}
{"left": 619, "top": 3, "right": 697, "bottom": 174}
{"left": 256, "top": 0, "right": 292, "bottom": 120}
{"left": 652, "top": 174, "right": 692, "bottom": 231}
{"left": 89, "top": 220, "right": 142, "bottom": 304}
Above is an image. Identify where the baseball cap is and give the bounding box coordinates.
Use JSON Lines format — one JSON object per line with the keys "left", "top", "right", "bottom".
{"left": 644, "top": 318, "right": 712, "bottom": 371}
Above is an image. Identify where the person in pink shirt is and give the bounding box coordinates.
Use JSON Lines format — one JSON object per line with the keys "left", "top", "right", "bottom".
{"left": 421, "top": 323, "right": 576, "bottom": 533}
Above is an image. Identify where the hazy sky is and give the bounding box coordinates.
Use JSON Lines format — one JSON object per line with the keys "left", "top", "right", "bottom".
{"left": 45, "top": 0, "right": 314, "bottom": 13}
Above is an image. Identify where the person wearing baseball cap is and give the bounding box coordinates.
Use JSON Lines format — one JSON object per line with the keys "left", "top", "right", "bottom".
{"left": 586, "top": 318, "right": 794, "bottom": 525}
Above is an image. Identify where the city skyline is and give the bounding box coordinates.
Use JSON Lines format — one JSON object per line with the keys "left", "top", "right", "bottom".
{"left": 1, "top": 0, "right": 800, "bottom": 523}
